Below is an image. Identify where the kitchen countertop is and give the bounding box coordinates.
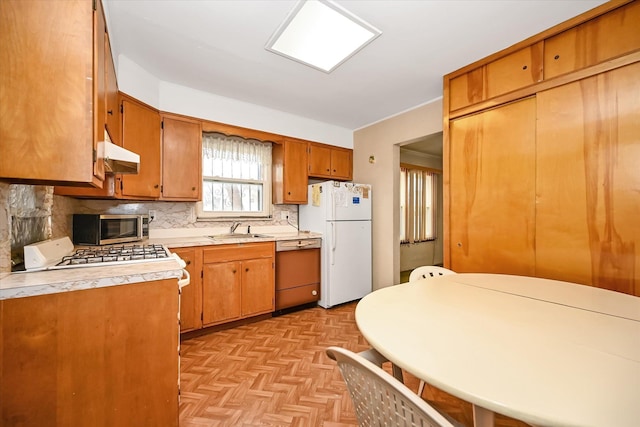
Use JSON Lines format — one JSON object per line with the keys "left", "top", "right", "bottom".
{"left": 0, "top": 227, "right": 322, "bottom": 300}
{"left": 0, "top": 259, "right": 184, "bottom": 300}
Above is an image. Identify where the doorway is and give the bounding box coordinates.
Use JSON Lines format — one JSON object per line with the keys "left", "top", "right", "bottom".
{"left": 398, "top": 132, "right": 443, "bottom": 282}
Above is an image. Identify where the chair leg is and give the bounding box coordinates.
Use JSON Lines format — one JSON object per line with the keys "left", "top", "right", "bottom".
{"left": 391, "top": 363, "right": 404, "bottom": 383}
{"left": 417, "top": 380, "right": 425, "bottom": 397}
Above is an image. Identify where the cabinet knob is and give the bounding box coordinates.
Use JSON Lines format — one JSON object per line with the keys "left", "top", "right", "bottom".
{"left": 245, "top": 268, "right": 249, "bottom": 272}
{"left": 154, "top": 184, "right": 159, "bottom": 189}
{"left": 107, "top": 110, "right": 113, "bottom": 115}
{"left": 185, "top": 260, "right": 191, "bottom": 266}
{"left": 312, "top": 290, "right": 318, "bottom": 296}
{"left": 457, "top": 242, "right": 462, "bottom": 247}
{"left": 554, "top": 54, "right": 560, "bottom": 60}
{"left": 232, "top": 269, "right": 236, "bottom": 273}
{"left": 522, "top": 65, "right": 528, "bottom": 70}
{"left": 191, "top": 187, "right": 196, "bottom": 191}
{"left": 326, "top": 168, "right": 330, "bottom": 172}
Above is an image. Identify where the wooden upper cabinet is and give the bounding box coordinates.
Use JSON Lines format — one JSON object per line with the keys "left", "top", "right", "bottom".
{"left": 105, "top": 35, "right": 120, "bottom": 145}
{"left": 272, "top": 138, "right": 308, "bottom": 204}
{"left": 330, "top": 147, "right": 353, "bottom": 180}
{"left": 308, "top": 143, "right": 353, "bottom": 180}
{"left": 120, "top": 94, "right": 161, "bottom": 199}
{"left": 485, "top": 43, "right": 543, "bottom": 99}
{"left": 449, "top": 67, "right": 484, "bottom": 111}
{"left": 544, "top": 1, "right": 640, "bottom": 79}
{"left": 0, "top": 0, "right": 105, "bottom": 186}
{"left": 161, "top": 114, "right": 202, "bottom": 201}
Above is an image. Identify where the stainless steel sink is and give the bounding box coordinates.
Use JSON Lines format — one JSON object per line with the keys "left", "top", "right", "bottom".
{"left": 208, "top": 233, "right": 272, "bottom": 240}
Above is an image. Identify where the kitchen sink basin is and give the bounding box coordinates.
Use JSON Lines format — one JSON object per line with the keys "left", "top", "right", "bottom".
{"left": 208, "top": 233, "right": 272, "bottom": 240}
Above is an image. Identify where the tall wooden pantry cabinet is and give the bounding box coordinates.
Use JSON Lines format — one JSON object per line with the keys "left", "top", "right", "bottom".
{"left": 444, "top": 0, "right": 640, "bottom": 296}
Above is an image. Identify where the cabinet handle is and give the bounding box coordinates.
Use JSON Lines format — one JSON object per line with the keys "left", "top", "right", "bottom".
{"left": 522, "top": 65, "right": 528, "bottom": 70}
{"left": 107, "top": 110, "right": 113, "bottom": 115}
{"left": 554, "top": 54, "right": 560, "bottom": 60}
{"left": 154, "top": 184, "right": 159, "bottom": 189}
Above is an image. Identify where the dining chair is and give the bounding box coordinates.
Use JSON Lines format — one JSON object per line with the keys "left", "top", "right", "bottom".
{"left": 409, "top": 265, "right": 456, "bottom": 396}
{"left": 409, "top": 265, "right": 456, "bottom": 282}
{"left": 326, "top": 346, "right": 458, "bottom": 427}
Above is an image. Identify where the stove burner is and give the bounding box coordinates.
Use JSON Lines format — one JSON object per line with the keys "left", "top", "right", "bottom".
{"left": 55, "top": 244, "right": 170, "bottom": 267}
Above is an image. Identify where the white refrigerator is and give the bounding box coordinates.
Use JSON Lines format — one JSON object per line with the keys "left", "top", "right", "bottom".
{"left": 299, "top": 181, "right": 372, "bottom": 308}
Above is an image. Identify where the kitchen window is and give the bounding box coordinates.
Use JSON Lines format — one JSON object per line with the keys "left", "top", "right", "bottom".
{"left": 400, "top": 165, "right": 437, "bottom": 243}
{"left": 198, "top": 132, "right": 272, "bottom": 218}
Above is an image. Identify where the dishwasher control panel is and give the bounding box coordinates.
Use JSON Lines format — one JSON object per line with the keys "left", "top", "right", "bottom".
{"left": 275, "top": 238, "right": 322, "bottom": 252}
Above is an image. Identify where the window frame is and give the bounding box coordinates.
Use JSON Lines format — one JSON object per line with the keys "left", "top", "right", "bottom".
{"left": 400, "top": 163, "right": 439, "bottom": 244}
{"left": 196, "top": 133, "right": 273, "bottom": 220}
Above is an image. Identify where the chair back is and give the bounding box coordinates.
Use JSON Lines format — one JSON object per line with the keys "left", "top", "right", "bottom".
{"left": 326, "top": 346, "right": 456, "bottom": 427}
{"left": 409, "top": 266, "right": 455, "bottom": 282}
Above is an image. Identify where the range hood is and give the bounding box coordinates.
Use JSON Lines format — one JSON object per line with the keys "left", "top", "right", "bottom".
{"left": 98, "top": 140, "right": 140, "bottom": 174}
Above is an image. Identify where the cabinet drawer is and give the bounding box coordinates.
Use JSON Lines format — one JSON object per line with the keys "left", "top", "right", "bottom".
{"left": 276, "top": 284, "right": 320, "bottom": 310}
{"left": 486, "top": 43, "right": 543, "bottom": 99}
{"left": 544, "top": 1, "right": 640, "bottom": 79}
{"left": 203, "top": 242, "right": 274, "bottom": 263}
{"left": 449, "top": 67, "right": 484, "bottom": 111}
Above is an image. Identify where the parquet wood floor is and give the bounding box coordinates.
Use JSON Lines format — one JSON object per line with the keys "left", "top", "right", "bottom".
{"left": 179, "top": 302, "right": 530, "bottom": 427}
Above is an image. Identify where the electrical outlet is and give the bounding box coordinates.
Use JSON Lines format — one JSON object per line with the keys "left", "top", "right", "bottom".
{"left": 148, "top": 210, "right": 156, "bottom": 222}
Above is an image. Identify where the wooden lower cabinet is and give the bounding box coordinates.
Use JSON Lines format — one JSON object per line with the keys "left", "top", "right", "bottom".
{"left": 178, "top": 242, "right": 275, "bottom": 331}
{"left": 173, "top": 247, "right": 203, "bottom": 333}
{"left": 0, "top": 279, "right": 179, "bottom": 427}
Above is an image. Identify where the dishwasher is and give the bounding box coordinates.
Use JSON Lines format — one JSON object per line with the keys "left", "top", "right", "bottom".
{"left": 275, "top": 238, "right": 322, "bottom": 311}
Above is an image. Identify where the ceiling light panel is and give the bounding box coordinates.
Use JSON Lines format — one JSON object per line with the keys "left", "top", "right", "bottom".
{"left": 266, "top": 0, "right": 382, "bottom": 73}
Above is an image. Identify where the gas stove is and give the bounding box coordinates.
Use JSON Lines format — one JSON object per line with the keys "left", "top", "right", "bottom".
{"left": 22, "top": 237, "right": 175, "bottom": 272}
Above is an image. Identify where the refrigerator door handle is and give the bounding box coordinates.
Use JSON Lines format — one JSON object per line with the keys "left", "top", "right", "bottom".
{"left": 331, "top": 222, "right": 336, "bottom": 265}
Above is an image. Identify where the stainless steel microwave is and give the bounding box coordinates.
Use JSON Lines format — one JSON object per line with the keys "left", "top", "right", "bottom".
{"left": 72, "top": 214, "right": 149, "bottom": 245}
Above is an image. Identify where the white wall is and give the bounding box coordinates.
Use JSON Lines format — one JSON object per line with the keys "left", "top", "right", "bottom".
{"left": 353, "top": 98, "right": 443, "bottom": 291}
{"left": 117, "top": 55, "right": 352, "bottom": 148}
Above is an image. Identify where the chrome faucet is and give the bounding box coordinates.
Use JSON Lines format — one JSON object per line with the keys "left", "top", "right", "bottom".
{"left": 230, "top": 222, "right": 241, "bottom": 234}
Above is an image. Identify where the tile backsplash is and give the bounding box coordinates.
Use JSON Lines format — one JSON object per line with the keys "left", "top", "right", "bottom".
{"left": 0, "top": 183, "right": 298, "bottom": 273}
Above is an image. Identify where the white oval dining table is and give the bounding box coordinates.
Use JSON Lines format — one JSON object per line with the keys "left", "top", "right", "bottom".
{"left": 355, "top": 273, "right": 640, "bottom": 427}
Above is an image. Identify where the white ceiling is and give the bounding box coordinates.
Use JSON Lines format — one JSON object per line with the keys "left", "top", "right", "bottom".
{"left": 103, "top": 0, "right": 605, "bottom": 131}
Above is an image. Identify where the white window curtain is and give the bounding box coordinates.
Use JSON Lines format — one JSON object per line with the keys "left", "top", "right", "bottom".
{"left": 201, "top": 132, "right": 271, "bottom": 216}
{"left": 400, "top": 167, "right": 437, "bottom": 243}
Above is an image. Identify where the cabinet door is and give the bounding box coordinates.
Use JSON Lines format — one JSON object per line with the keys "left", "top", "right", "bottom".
{"left": 173, "top": 247, "right": 203, "bottom": 333}
{"left": 161, "top": 116, "right": 202, "bottom": 200}
{"left": 283, "top": 139, "right": 308, "bottom": 203}
{"left": 449, "top": 98, "right": 536, "bottom": 274}
{"left": 485, "top": 43, "right": 543, "bottom": 99}
{"left": 308, "top": 144, "right": 332, "bottom": 177}
{"left": 121, "top": 96, "right": 161, "bottom": 198}
{"left": 105, "top": 35, "right": 120, "bottom": 145}
{"left": 331, "top": 148, "right": 352, "bottom": 180}
{"left": 0, "top": 0, "right": 100, "bottom": 185}
{"left": 202, "top": 261, "right": 242, "bottom": 325}
{"left": 536, "top": 63, "right": 640, "bottom": 296}
{"left": 241, "top": 258, "right": 274, "bottom": 317}
{"left": 0, "top": 279, "right": 179, "bottom": 427}
{"left": 544, "top": 1, "right": 640, "bottom": 79}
